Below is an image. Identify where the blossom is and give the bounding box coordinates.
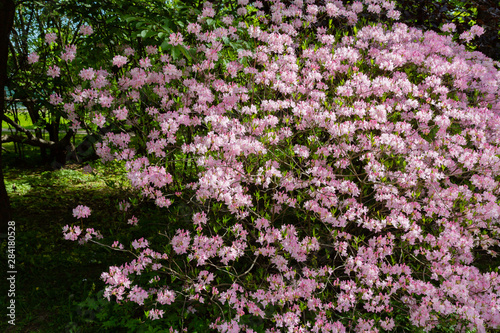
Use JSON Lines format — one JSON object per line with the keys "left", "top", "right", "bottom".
{"left": 128, "top": 216, "right": 139, "bottom": 226}
{"left": 157, "top": 289, "right": 175, "bottom": 305}
{"left": 27, "top": 52, "right": 39, "bottom": 64}
{"left": 148, "top": 309, "right": 165, "bottom": 320}
{"left": 118, "top": 200, "right": 130, "bottom": 211}
{"left": 123, "top": 47, "right": 135, "bottom": 56}
{"left": 470, "top": 24, "right": 485, "bottom": 37}
{"left": 459, "top": 26, "right": 484, "bottom": 43}
{"left": 145, "top": 45, "right": 158, "bottom": 55}
{"left": 128, "top": 285, "right": 148, "bottom": 305}
{"left": 45, "top": 32, "right": 57, "bottom": 45}
{"left": 168, "top": 32, "right": 184, "bottom": 46}
{"left": 79, "top": 68, "right": 95, "bottom": 80}
{"left": 82, "top": 164, "right": 93, "bottom": 174}
{"left": 61, "top": 44, "right": 77, "bottom": 62}
{"left": 47, "top": 65, "right": 60, "bottom": 78}
{"left": 92, "top": 113, "right": 106, "bottom": 128}
{"left": 113, "top": 106, "right": 128, "bottom": 120}
{"left": 441, "top": 23, "right": 456, "bottom": 33}
{"left": 58, "top": 2, "right": 500, "bottom": 331}
{"left": 131, "top": 237, "right": 149, "bottom": 249}
{"left": 49, "top": 92, "right": 63, "bottom": 105}
{"left": 112, "top": 241, "right": 124, "bottom": 250}
{"left": 78, "top": 25, "right": 93, "bottom": 35}
{"left": 112, "top": 55, "right": 128, "bottom": 68}
{"left": 139, "top": 57, "right": 152, "bottom": 68}
{"left": 171, "top": 230, "right": 190, "bottom": 254}
{"left": 62, "top": 225, "right": 82, "bottom": 241}
{"left": 73, "top": 205, "right": 91, "bottom": 219}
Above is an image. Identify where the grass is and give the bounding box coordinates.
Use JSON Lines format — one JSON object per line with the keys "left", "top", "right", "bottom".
{"left": 2, "top": 112, "right": 70, "bottom": 131}
{"left": 0, "top": 143, "right": 204, "bottom": 332}
{"left": 0, "top": 161, "right": 136, "bottom": 332}
{"left": 0, "top": 137, "right": 182, "bottom": 332}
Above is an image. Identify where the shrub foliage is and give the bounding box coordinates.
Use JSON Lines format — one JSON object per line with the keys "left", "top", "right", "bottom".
{"left": 35, "top": 0, "right": 500, "bottom": 331}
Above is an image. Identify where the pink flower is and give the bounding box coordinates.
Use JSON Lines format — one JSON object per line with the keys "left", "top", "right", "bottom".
{"left": 131, "top": 237, "right": 149, "bottom": 249}
{"left": 169, "top": 32, "right": 184, "bottom": 46}
{"left": 82, "top": 164, "right": 93, "bottom": 174}
{"left": 112, "top": 241, "right": 124, "bottom": 250}
{"left": 62, "top": 225, "right": 82, "bottom": 241}
{"left": 380, "top": 317, "right": 395, "bottom": 331}
{"left": 92, "top": 113, "right": 106, "bottom": 128}
{"left": 78, "top": 25, "right": 93, "bottom": 35}
{"left": 118, "top": 200, "right": 130, "bottom": 211}
{"left": 79, "top": 68, "right": 95, "bottom": 80}
{"left": 73, "top": 205, "right": 91, "bottom": 219}
{"left": 128, "top": 285, "right": 149, "bottom": 305}
{"left": 236, "top": 7, "right": 247, "bottom": 16}
{"left": 28, "top": 52, "right": 39, "bottom": 64}
{"left": 201, "top": 5, "right": 215, "bottom": 18}
{"left": 47, "top": 65, "right": 60, "bottom": 78}
{"left": 139, "top": 57, "right": 152, "bottom": 68}
{"left": 49, "top": 93, "right": 63, "bottom": 105}
{"left": 123, "top": 47, "right": 135, "bottom": 56}
{"left": 193, "top": 211, "right": 208, "bottom": 227}
{"left": 128, "top": 216, "right": 139, "bottom": 226}
{"left": 157, "top": 289, "right": 175, "bottom": 305}
{"left": 45, "top": 32, "right": 57, "bottom": 45}
{"left": 441, "top": 23, "right": 456, "bottom": 33}
{"left": 171, "top": 230, "right": 190, "bottom": 254}
{"left": 387, "top": 9, "right": 400, "bottom": 20}
{"left": 148, "top": 309, "right": 165, "bottom": 320}
{"left": 99, "top": 94, "right": 113, "bottom": 107}
{"left": 459, "top": 26, "right": 484, "bottom": 43}
{"left": 470, "top": 24, "right": 485, "bottom": 37}
{"left": 112, "top": 55, "right": 128, "bottom": 68}
{"left": 61, "top": 45, "right": 77, "bottom": 62}
{"left": 113, "top": 106, "right": 128, "bottom": 120}
{"left": 187, "top": 23, "right": 201, "bottom": 35}
{"left": 460, "top": 31, "right": 474, "bottom": 42}
{"left": 145, "top": 45, "right": 158, "bottom": 55}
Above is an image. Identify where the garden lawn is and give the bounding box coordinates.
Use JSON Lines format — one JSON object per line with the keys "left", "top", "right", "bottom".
{"left": 0, "top": 159, "right": 164, "bottom": 332}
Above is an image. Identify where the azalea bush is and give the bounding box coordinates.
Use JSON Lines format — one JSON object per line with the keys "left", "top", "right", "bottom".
{"left": 36, "top": 0, "right": 500, "bottom": 331}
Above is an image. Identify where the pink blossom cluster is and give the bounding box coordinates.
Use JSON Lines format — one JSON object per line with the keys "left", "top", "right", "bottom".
{"left": 28, "top": 52, "right": 39, "bottom": 64}
{"left": 47, "top": 65, "right": 60, "bottom": 78}
{"left": 72, "top": 205, "right": 91, "bottom": 219}
{"left": 61, "top": 44, "right": 77, "bottom": 62}
{"left": 45, "top": 32, "right": 57, "bottom": 45}
{"left": 54, "top": 0, "right": 500, "bottom": 331}
{"left": 78, "top": 25, "right": 94, "bottom": 36}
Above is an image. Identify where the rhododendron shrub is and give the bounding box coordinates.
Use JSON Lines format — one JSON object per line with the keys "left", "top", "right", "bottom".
{"left": 52, "top": 0, "right": 500, "bottom": 331}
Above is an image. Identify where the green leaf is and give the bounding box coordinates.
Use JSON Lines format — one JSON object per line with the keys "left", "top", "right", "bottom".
{"left": 160, "top": 39, "right": 170, "bottom": 51}
{"left": 171, "top": 46, "right": 179, "bottom": 59}
{"left": 178, "top": 45, "right": 191, "bottom": 61}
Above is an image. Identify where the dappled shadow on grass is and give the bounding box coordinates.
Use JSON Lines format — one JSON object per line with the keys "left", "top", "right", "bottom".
{"left": 0, "top": 164, "right": 153, "bottom": 332}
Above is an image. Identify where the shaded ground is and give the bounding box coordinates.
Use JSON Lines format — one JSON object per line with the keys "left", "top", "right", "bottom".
{"left": 0, "top": 162, "right": 144, "bottom": 332}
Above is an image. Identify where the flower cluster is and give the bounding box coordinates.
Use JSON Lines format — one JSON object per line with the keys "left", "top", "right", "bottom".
{"left": 72, "top": 205, "right": 91, "bottom": 219}
{"left": 53, "top": 1, "right": 500, "bottom": 332}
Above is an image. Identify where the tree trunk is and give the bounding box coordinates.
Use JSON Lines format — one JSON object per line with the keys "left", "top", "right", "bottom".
{"left": 0, "top": 0, "right": 15, "bottom": 234}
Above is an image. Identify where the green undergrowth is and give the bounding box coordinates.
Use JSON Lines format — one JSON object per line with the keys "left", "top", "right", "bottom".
{"left": 0, "top": 159, "right": 201, "bottom": 332}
